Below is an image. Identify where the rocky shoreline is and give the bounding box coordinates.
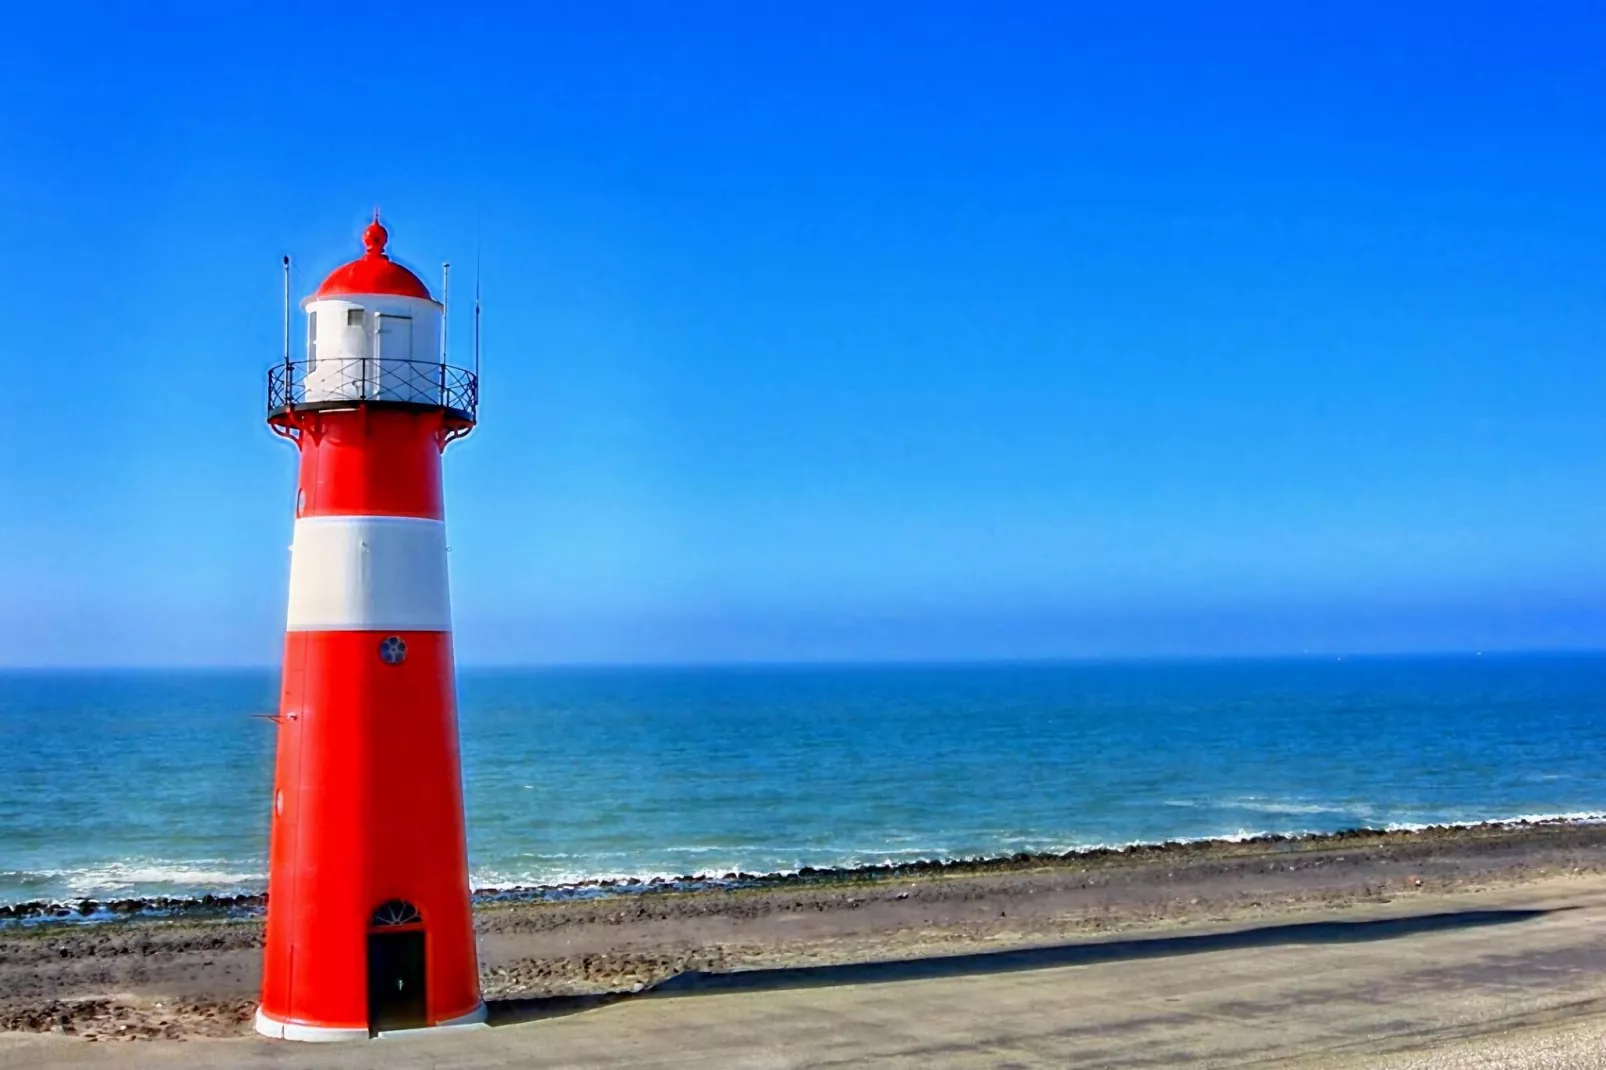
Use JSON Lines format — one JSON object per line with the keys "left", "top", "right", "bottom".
{"left": 5, "top": 815, "right": 1600, "bottom": 924}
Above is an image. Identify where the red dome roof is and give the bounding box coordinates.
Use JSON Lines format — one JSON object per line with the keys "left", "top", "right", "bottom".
{"left": 312, "top": 218, "right": 434, "bottom": 301}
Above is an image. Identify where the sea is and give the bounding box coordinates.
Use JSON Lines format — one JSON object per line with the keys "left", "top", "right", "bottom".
{"left": 3, "top": 654, "right": 1606, "bottom": 909}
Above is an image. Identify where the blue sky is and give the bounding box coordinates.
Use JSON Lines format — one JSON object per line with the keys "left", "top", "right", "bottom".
{"left": 3, "top": 2, "right": 1605, "bottom": 665}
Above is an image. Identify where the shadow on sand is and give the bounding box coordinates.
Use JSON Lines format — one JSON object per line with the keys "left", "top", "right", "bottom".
{"left": 486, "top": 992, "right": 632, "bottom": 1027}
{"left": 486, "top": 906, "right": 1558, "bottom": 1026}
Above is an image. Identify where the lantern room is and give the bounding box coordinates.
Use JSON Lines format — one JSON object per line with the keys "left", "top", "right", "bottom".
{"left": 268, "top": 217, "right": 477, "bottom": 428}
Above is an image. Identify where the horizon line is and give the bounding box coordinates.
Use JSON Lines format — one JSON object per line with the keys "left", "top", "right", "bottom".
{"left": 4, "top": 647, "right": 1606, "bottom": 672}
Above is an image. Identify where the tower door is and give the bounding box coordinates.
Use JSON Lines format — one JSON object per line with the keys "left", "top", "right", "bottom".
{"left": 366, "top": 930, "right": 427, "bottom": 1034}
{"left": 377, "top": 314, "right": 413, "bottom": 362}
{"left": 375, "top": 314, "right": 420, "bottom": 402}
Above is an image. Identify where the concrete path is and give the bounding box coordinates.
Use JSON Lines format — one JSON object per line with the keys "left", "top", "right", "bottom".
{"left": 6, "top": 878, "right": 1606, "bottom": 1068}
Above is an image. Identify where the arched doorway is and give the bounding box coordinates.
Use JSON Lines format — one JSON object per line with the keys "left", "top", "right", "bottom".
{"left": 366, "top": 900, "right": 427, "bottom": 1034}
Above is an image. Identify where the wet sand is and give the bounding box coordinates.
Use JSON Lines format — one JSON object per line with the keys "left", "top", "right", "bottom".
{"left": 4, "top": 820, "right": 1606, "bottom": 1047}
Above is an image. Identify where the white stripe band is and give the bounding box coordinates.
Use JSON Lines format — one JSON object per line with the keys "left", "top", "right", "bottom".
{"left": 286, "top": 515, "right": 451, "bottom": 632}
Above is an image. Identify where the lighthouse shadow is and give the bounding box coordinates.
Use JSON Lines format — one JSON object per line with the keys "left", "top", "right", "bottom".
{"left": 485, "top": 991, "right": 634, "bottom": 1027}
{"left": 483, "top": 907, "right": 1559, "bottom": 1027}
{"left": 644, "top": 907, "right": 1559, "bottom": 999}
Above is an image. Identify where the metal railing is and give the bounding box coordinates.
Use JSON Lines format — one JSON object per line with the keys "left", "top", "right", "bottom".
{"left": 267, "top": 357, "right": 478, "bottom": 423}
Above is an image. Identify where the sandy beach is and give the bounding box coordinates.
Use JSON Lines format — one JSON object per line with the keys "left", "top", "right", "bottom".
{"left": 4, "top": 819, "right": 1606, "bottom": 1065}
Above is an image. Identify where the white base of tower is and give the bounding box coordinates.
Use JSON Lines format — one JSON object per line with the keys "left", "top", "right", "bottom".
{"left": 254, "top": 1009, "right": 367, "bottom": 1042}
{"left": 255, "top": 1002, "right": 488, "bottom": 1042}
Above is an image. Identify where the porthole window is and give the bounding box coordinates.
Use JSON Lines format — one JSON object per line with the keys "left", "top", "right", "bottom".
{"left": 379, "top": 636, "right": 407, "bottom": 665}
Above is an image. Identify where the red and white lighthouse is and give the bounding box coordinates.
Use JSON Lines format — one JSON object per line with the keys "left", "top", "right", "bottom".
{"left": 256, "top": 218, "right": 484, "bottom": 1040}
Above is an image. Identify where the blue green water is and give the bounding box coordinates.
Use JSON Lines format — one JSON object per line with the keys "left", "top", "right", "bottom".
{"left": 3, "top": 655, "right": 1606, "bottom": 906}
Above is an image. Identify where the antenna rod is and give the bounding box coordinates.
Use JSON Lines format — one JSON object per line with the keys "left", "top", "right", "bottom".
{"left": 441, "top": 261, "right": 451, "bottom": 363}
{"left": 281, "top": 255, "right": 291, "bottom": 369}
{"left": 473, "top": 258, "right": 482, "bottom": 387}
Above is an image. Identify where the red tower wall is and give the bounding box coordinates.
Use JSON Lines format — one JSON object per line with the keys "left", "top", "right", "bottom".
{"left": 259, "top": 407, "right": 481, "bottom": 1037}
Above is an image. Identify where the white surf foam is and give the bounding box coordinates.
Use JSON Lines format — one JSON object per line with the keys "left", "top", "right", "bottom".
{"left": 1383, "top": 811, "right": 1606, "bottom": 833}
{"left": 58, "top": 861, "right": 266, "bottom": 896}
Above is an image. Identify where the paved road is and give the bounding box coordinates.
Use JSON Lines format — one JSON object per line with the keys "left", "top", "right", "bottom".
{"left": 6, "top": 878, "right": 1606, "bottom": 1068}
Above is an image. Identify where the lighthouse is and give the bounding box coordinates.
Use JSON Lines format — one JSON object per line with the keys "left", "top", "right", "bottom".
{"left": 255, "top": 218, "right": 484, "bottom": 1040}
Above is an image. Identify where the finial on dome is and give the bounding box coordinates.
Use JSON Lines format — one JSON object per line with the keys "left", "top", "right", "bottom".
{"left": 362, "top": 212, "right": 389, "bottom": 258}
